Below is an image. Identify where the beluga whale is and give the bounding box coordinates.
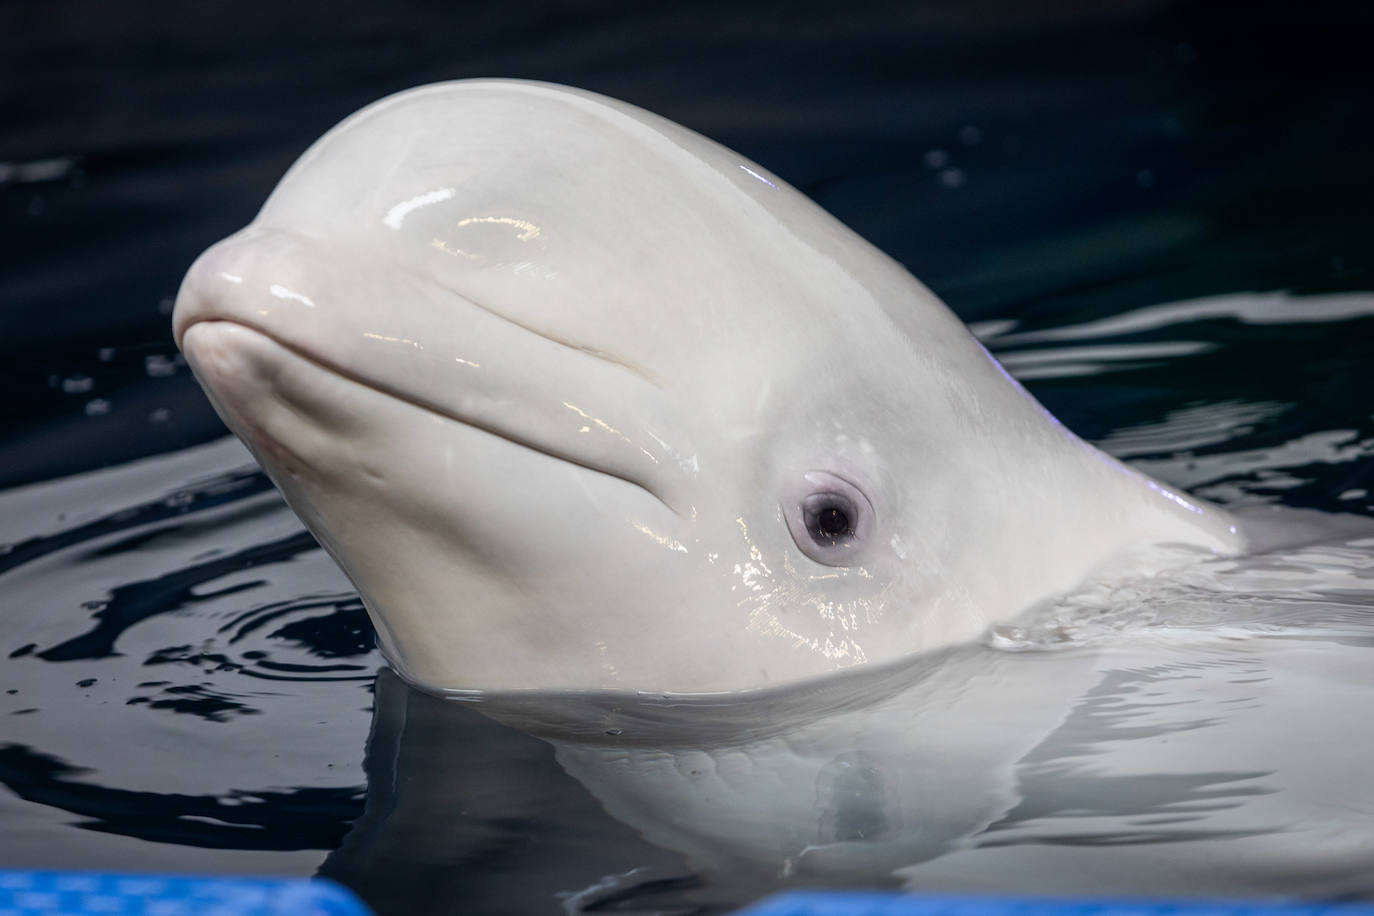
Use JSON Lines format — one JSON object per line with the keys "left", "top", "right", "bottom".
{"left": 173, "top": 79, "right": 1247, "bottom": 694}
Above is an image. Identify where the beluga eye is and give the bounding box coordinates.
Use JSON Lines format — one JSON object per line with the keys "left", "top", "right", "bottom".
{"left": 784, "top": 471, "right": 876, "bottom": 566}
{"left": 811, "top": 501, "right": 853, "bottom": 542}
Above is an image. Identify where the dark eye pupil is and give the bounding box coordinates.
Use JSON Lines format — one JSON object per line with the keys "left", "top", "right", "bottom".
{"left": 815, "top": 506, "right": 851, "bottom": 539}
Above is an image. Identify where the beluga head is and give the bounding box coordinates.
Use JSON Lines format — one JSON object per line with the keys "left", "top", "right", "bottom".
{"left": 173, "top": 80, "right": 1241, "bottom": 693}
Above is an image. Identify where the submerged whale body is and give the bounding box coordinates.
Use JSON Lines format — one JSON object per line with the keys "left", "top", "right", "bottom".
{"left": 328, "top": 561, "right": 1374, "bottom": 904}
{"left": 171, "top": 79, "right": 1255, "bottom": 693}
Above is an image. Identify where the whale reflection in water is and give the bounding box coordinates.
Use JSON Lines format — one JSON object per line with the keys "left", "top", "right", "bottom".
{"left": 323, "top": 536, "right": 1374, "bottom": 913}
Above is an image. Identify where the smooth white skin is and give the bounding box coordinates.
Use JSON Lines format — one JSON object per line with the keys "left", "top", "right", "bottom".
{"left": 173, "top": 80, "right": 1243, "bottom": 693}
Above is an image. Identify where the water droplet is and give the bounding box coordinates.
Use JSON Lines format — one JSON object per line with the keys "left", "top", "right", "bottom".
{"left": 62, "top": 376, "right": 93, "bottom": 394}
{"left": 922, "top": 149, "right": 949, "bottom": 169}
{"left": 959, "top": 125, "right": 983, "bottom": 146}
{"left": 0, "top": 156, "right": 77, "bottom": 184}
{"left": 84, "top": 398, "right": 111, "bottom": 417}
{"left": 145, "top": 354, "right": 177, "bottom": 378}
{"left": 985, "top": 626, "right": 1033, "bottom": 650}
{"left": 938, "top": 167, "right": 966, "bottom": 189}
{"left": 889, "top": 534, "right": 909, "bottom": 561}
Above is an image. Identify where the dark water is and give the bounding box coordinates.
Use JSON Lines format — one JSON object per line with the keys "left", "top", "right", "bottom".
{"left": 2, "top": 1, "right": 1372, "bottom": 912}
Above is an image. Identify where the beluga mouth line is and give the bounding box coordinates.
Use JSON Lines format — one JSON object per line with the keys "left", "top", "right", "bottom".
{"left": 179, "top": 315, "right": 681, "bottom": 515}
{"left": 175, "top": 78, "right": 1249, "bottom": 694}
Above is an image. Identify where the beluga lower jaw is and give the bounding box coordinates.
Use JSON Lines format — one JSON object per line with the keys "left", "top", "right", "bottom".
{"left": 173, "top": 79, "right": 1245, "bottom": 694}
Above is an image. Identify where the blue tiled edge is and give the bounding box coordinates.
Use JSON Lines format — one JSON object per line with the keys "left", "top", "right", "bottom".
{"left": 0, "top": 870, "right": 371, "bottom": 915}
{"left": 6, "top": 874, "right": 1373, "bottom": 916}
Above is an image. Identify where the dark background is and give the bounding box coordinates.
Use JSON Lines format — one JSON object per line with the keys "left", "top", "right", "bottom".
{"left": 2, "top": 0, "right": 1372, "bottom": 490}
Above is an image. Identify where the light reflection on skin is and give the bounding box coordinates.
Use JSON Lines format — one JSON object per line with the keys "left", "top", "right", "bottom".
{"left": 454, "top": 215, "right": 544, "bottom": 241}
{"left": 739, "top": 164, "right": 778, "bottom": 189}
{"left": 633, "top": 504, "right": 872, "bottom": 664}
{"left": 382, "top": 187, "right": 455, "bottom": 230}
{"left": 362, "top": 327, "right": 482, "bottom": 368}
{"left": 632, "top": 523, "right": 689, "bottom": 553}
{"left": 732, "top": 515, "right": 873, "bottom": 663}
{"left": 363, "top": 332, "right": 424, "bottom": 349}
{"left": 429, "top": 214, "right": 546, "bottom": 260}
{"left": 269, "top": 284, "right": 315, "bottom": 307}
{"left": 1146, "top": 478, "right": 1203, "bottom": 515}
{"left": 429, "top": 237, "right": 480, "bottom": 259}
{"left": 563, "top": 401, "right": 660, "bottom": 465}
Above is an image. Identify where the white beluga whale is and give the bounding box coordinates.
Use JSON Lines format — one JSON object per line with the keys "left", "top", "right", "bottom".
{"left": 173, "top": 79, "right": 1249, "bottom": 693}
